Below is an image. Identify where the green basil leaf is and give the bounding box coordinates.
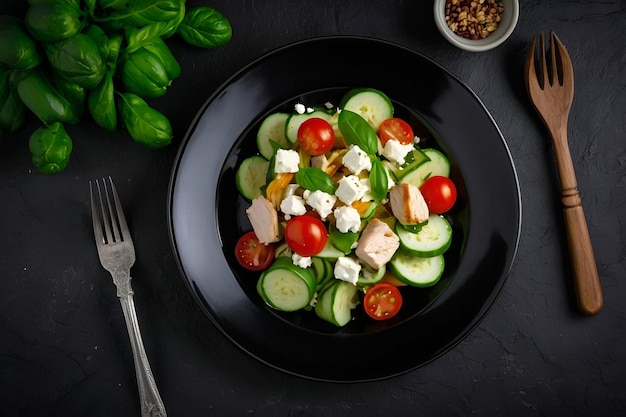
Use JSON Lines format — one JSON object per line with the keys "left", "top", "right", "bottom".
{"left": 338, "top": 110, "right": 378, "bottom": 155}
{"left": 369, "top": 158, "right": 389, "bottom": 201}
{"left": 117, "top": 92, "right": 172, "bottom": 148}
{"left": 295, "top": 167, "right": 335, "bottom": 194}
{"left": 177, "top": 6, "right": 232, "bottom": 49}
{"left": 28, "top": 122, "right": 73, "bottom": 174}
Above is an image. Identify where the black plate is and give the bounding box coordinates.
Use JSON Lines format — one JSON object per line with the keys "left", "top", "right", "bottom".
{"left": 167, "top": 36, "right": 521, "bottom": 382}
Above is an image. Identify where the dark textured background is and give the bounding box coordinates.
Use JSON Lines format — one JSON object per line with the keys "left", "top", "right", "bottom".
{"left": 1, "top": 1, "right": 625, "bottom": 416}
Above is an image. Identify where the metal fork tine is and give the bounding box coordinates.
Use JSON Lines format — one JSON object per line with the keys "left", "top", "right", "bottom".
{"left": 107, "top": 176, "right": 132, "bottom": 243}
{"left": 102, "top": 178, "right": 122, "bottom": 243}
{"left": 96, "top": 179, "right": 115, "bottom": 244}
{"left": 90, "top": 181, "right": 104, "bottom": 245}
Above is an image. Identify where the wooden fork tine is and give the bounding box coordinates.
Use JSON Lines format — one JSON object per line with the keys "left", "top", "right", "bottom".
{"left": 552, "top": 32, "right": 574, "bottom": 88}
{"left": 539, "top": 32, "right": 549, "bottom": 89}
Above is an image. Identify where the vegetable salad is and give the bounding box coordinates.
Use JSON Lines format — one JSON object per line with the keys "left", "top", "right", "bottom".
{"left": 235, "top": 88, "right": 457, "bottom": 326}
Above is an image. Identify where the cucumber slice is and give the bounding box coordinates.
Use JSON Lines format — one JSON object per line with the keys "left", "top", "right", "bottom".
{"left": 389, "top": 251, "right": 445, "bottom": 287}
{"left": 395, "top": 214, "right": 452, "bottom": 257}
{"left": 394, "top": 148, "right": 431, "bottom": 180}
{"left": 357, "top": 264, "right": 386, "bottom": 286}
{"left": 340, "top": 88, "right": 394, "bottom": 132}
{"left": 257, "top": 257, "right": 317, "bottom": 311}
{"left": 311, "top": 257, "right": 333, "bottom": 285}
{"left": 314, "top": 284, "right": 334, "bottom": 323}
{"left": 315, "top": 239, "right": 345, "bottom": 259}
{"left": 316, "top": 280, "right": 359, "bottom": 326}
{"left": 235, "top": 155, "right": 270, "bottom": 200}
{"left": 361, "top": 201, "right": 378, "bottom": 220}
{"left": 285, "top": 110, "right": 333, "bottom": 143}
{"left": 257, "top": 112, "right": 290, "bottom": 159}
{"left": 399, "top": 148, "right": 450, "bottom": 188}
{"left": 330, "top": 281, "right": 359, "bottom": 326}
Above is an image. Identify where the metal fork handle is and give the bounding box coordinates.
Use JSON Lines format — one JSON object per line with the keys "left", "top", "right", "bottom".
{"left": 117, "top": 279, "right": 167, "bottom": 417}
{"left": 549, "top": 125, "right": 603, "bottom": 316}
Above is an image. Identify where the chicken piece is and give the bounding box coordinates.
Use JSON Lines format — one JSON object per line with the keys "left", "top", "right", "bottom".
{"left": 355, "top": 219, "right": 400, "bottom": 269}
{"left": 388, "top": 183, "right": 429, "bottom": 225}
{"left": 245, "top": 196, "right": 281, "bottom": 244}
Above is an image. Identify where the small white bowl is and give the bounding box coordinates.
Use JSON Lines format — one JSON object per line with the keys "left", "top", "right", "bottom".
{"left": 433, "top": 0, "right": 519, "bottom": 52}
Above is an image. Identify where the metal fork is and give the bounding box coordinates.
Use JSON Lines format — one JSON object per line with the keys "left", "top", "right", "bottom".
{"left": 524, "top": 32, "right": 603, "bottom": 316}
{"left": 90, "top": 177, "right": 167, "bottom": 417}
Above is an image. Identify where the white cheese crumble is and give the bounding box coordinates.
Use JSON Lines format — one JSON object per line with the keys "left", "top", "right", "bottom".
{"left": 342, "top": 145, "right": 372, "bottom": 175}
{"left": 382, "top": 140, "right": 414, "bottom": 165}
{"left": 334, "top": 256, "right": 361, "bottom": 285}
{"left": 335, "top": 175, "right": 367, "bottom": 205}
{"left": 303, "top": 189, "right": 337, "bottom": 220}
{"left": 274, "top": 149, "right": 300, "bottom": 173}
{"left": 334, "top": 206, "right": 361, "bottom": 233}
{"left": 280, "top": 195, "right": 306, "bottom": 217}
{"left": 294, "top": 103, "right": 306, "bottom": 114}
{"left": 292, "top": 253, "right": 312, "bottom": 268}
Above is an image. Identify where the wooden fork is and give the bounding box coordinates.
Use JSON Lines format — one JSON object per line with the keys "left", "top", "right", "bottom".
{"left": 524, "top": 32, "right": 603, "bottom": 316}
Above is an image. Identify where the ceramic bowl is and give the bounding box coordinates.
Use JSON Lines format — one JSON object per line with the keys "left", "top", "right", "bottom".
{"left": 433, "top": 0, "right": 519, "bottom": 52}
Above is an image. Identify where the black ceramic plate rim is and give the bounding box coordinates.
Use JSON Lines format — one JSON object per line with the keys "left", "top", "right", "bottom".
{"left": 167, "top": 35, "right": 522, "bottom": 382}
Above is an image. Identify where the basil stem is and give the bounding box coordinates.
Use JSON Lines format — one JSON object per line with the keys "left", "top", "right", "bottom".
{"left": 295, "top": 167, "right": 336, "bottom": 195}
{"left": 337, "top": 110, "right": 378, "bottom": 155}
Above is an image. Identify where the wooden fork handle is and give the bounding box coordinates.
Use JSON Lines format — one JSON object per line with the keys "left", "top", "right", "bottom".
{"left": 551, "top": 127, "right": 603, "bottom": 316}
{"left": 562, "top": 202, "right": 603, "bottom": 315}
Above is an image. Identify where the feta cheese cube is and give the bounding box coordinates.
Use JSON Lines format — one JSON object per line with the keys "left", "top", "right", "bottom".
{"left": 334, "top": 206, "right": 361, "bottom": 233}
{"left": 334, "top": 256, "right": 361, "bottom": 285}
{"left": 292, "top": 253, "right": 312, "bottom": 268}
{"left": 274, "top": 149, "right": 300, "bottom": 173}
{"left": 335, "top": 175, "right": 367, "bottom": 205}
{"left": 304, "top": 189, "right": 336, "bottom": 220}
{"left": 382, "top": 140, "right": 414, "bottom": 165}
{"left": 294, "top": 103, "right": 306, "bottom": 114}
{"left": 280, "top": 195, "right": 306, "bottom": 217}
{"left": 342, "top": 145, "right": 372, "bottom": 175}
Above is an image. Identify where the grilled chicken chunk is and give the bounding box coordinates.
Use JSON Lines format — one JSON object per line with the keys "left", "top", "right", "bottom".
{"left": 389, "top": 183, "right": 429, "bottom": 225}
{"left": 245, "top": 196, "right": 281, "bottom": 244}
{"left": 355, "top": 219, "right": 400, "bottom": 269}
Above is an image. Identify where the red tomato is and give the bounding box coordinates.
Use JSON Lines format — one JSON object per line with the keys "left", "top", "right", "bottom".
{"left": 363, "top": 283, "right": 403, "bottom": 320}
{"left": 378, "top": 118, "right": 414, "bottom": 145}
{"left": 284, "top": 215, "right": 328, "bottom": 257}
{"left": 420, "top": 176, "right": 457, "bottom": 214}
{"left": 234, "top": 231, "right": 275, "bottom": 271}
{"left": 297, "top": 118, "right": 335, "bottom": 156}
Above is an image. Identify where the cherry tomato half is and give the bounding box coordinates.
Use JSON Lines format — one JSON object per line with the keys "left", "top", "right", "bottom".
{"left": 284, "top": 215, "right": 328, "bottom": 257}
{"left": 234, "top": 231, "right": 275, "bottom": 271}
{"left": 297, "top": 117, "right": 335, "bottom": 156}
{"left": 363, "top": 283, "right": 403, "bottom": 320}
{"left": 419, "top": 176, "right": 457, "bottom": 214}
{"left": 378, "top": 118, "right": 414, "bottom": 146}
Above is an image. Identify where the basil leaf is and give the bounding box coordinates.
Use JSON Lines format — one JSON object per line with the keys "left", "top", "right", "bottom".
{"left": 295, "top": 167, "right": 335, "bottom": 194}
{"left": 369, "top": 158, "right": 389, "bottom": 201}
{"left": 177, "top": 6, "right": 232, "bottom": 49}
{"left": 338, "top": 110, "right": 378, "bottom": 155}
{"left": 117, "top": 92, "right": 172, "bottom": 148}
